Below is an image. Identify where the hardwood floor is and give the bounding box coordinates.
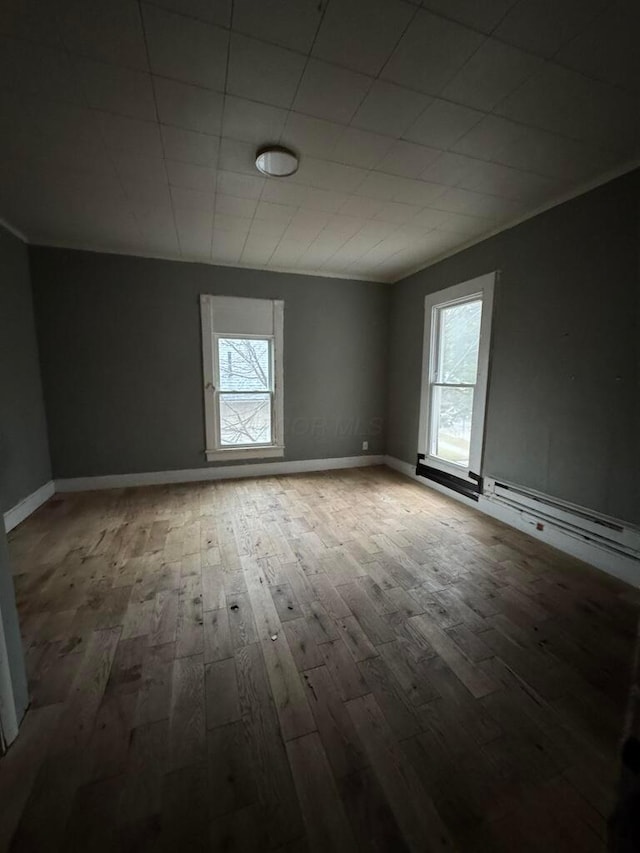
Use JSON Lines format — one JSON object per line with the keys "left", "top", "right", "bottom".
{"left": 2, "top": 466, "right": 638, "bottom": 851}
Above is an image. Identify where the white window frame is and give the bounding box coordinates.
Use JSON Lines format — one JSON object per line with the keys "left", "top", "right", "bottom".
{"left": 417, "top": 271, "right": 495, "bottom": 485}
{"left": 201, "top": 295, "right": 284, "bottom": 462}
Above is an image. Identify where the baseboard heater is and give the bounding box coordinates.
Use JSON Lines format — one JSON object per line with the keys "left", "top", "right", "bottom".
{"left": 416, "top": 454, "right": 482, "bottom": 501}
{"left": 483, "top": 477, "right": 640, "bottom": 562}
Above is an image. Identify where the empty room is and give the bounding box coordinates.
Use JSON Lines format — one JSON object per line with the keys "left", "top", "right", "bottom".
{"left": 1, "top": 0, "right": 639, "bottom": 850}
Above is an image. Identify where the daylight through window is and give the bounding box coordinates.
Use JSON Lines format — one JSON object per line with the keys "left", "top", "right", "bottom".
{"left": 217, "top": 337, "right": 273, "bottom": 446}
{"left": 418, "top": 273, "right": 495, "bottom": 485}
{"left": 200, "top": 295, "right": 284, "bottom": 461}
{"left": 429, "top": 299, "right": 482, "bottom": 467}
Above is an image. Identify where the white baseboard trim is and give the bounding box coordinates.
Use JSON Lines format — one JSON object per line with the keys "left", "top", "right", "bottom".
{"left": 55, "top": 454, "right": 386, "bottom": 493}
{"left": 3, "top": 481, "right": 55, "bottom": 533}
{"left": 383, "top": 456, "right": 640, "bottom": 588}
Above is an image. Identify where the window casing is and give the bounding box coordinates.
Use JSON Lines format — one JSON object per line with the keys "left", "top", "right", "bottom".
{"left": 418, "top": 272, "right": 495, "bottom": 485}
{"left": 201, "top": 295, "right": 284, "bottom": 461}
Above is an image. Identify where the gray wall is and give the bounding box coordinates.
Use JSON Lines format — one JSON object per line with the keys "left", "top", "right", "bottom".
{"left": 388, "top": 170, "right": 640, "bottom": 525}
{"left": 30, "top": 248, "right": 389, "bottom": 478}
{"left": 0, "top": 224, "right": 51, "bottom": 513}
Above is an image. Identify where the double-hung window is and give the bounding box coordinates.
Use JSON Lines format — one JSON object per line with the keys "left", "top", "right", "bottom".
{"left": 418, "top": 272, "right": 495, "bottom": 488}
{"left": 200, "top": 295, "right": 284, "bottom": 461}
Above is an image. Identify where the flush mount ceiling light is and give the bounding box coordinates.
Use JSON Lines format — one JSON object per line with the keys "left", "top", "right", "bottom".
{"left": 255, "top": 146, "right": 298, "bottom": 177}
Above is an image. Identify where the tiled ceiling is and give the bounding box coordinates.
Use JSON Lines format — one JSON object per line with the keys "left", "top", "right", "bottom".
{"left": 0, "top": 0, "right": 638, "bottom": 282}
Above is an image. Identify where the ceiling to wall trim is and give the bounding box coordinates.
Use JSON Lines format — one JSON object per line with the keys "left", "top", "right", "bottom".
{"left": 9, "top": 156, "right": 638, "bottom": 288}
{"left": 0, "top": 218, "right": 28, "bottom": 244}
{"left": 393, "top": 157, "right": 640, "bottom": 283}
{"left": 26, "top": 238, "right": 390, "bottom": 283}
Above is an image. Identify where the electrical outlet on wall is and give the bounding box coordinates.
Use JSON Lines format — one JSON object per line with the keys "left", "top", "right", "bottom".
{"left": 362, "top": 441, "right": 368, "bottom": 451}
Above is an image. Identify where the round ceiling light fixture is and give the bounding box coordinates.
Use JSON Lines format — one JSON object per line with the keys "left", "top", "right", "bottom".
{"left": 255, "top": 146, "right": 299, "bottom": 177}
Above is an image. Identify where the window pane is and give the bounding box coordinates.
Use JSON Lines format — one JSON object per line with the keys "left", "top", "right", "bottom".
{"left": 219, "top": 393, "right": 271, "bottom": 445}
{"left": 430, "top": 386, "right": 474, "bottom": 466}
{"left": 218, "top": 338, "right": 271, "bottom": 392}
{"left": 436, "top": 299, "right": 482, "bottom": 384}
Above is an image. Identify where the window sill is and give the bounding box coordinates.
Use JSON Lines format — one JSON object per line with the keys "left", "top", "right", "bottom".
{"left": 205, "top": 446, "right": 285, "bottom": 462}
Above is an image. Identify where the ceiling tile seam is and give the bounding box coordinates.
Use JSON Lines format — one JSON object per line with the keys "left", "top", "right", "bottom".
{"left": 25, "top": 237, "right": 390, "bottom": 282}
{"left": 136, "top": 0, "right": 420, "bottom": 42}
{"left": 3, "top": 5, "right": 637, "bottom": 110}
{"left": 212, "top": 150, "right": 543, "bottom": 209}
{"left": 484, "top": 0, "right": 520, "bottom": 36}
{"left": 483, "top": 48, "right": 640, "bottom": 141}
{"left": 214, "top": 113, "right": 586, "bottom": 189}
{"left": 143, "top": 0, "right": 231, "bottom": 29}
{"left": 367, "top": 243, "right": 409, "bottom": 275}
{"left": 318, "top": 213, "right": 408, "bottom": 274}
{"left": 368, "top": 0, "right": 423, "bottom": 78}
{"left": 17, "top": 152, "right": 640, "bottom": 284}
{"left": 270, "top": 0, "right": 430, "bottom": 216}
{"left": 53, "top": 6, "right": 147, "bottom": 77}
{"left": 1, "top": 100, "right": 608, "bottom": 246}
{"left": 544, "top": 0, "right": 633, "bottom": 87}
{"left": 273, "top": 0, "right": 331, "bottom": 127}
{"left": 8, "top": 2, "right": 414, "bottom": 89}
{"left": 290, "top": 206, "right": 384, "bottom": 273}
{"left": 209, "top": 0, "right": 236, "bottom": 262}
{"left": 378, "top": 25, "right": 492, "bottom": 108}
{"left": 4, "top": 3, "right": 636, "bottom": 272}
{"left": 229, "top": 0, "right": 333, "bottom": 270}
{"left": 547, "top": 60, "right": 639, "bottom": 102}
{"left": 51, "top": 70, "right": 628, "bottom": 183}
{"left": 59, "top": 69, "right": 631, "bottom": 172}
{"left": 383, "top": 4, "right": 640, "bottom": 101}
{"left": 391, "top": 156, "right": 640, "bottom": 284}
{"left": 2, "top": 107, "right": 568, "bottom": 218}
{"left": 280, "top": 5, "right": 640, "bottom": 103}
{"left": 60, "top": 23, "right": 640, "bottom": 103}
{"left": 405, "top": 4, "right": 511, "bottom": 41}
{"left": 435, "top": 37, "right": 546, "bottom": 117}
{"left": 33, "top": 0, "right": 147, "bottom": 252}
{"left": 269, "top": 0, "right": 423, "bottom": 170}
{"left": 2, "top": 27, "right": 631, "bottom": 163}
{"left": 255, "top": 210, "right": 407, "bottom": 263}
{"left": 389, "top": 77, "right": 634, "bottom": 160}
{"left": 272, "top": 206, "right": 380, "bottom": 274}
{"left": 197, "top": 3, "right": 602, "bottom": 243}
{"left": 17, "top": 126, "right": 543, "bottom": 253}
{"left": 137, "top": 0, "right": 182, "bottom": 257}
{"left": 495, "top": 98, "right": 637, "bottom": 161}
{"left": 212, "top": 188, "right": 406, "bottom": 234}
{"left": 78, "top": 68, "right": 635, "bottom": 160}
{"left": 296, "top": 205, "right": 406, "bottom": 271}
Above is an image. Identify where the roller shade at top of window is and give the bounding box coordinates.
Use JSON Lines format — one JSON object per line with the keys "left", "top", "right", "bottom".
{"left": 201, "top": 294, "right": 281, "bottom": 336}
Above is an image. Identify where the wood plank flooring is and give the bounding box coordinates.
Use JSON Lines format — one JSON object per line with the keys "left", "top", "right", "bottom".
{"left": 2, "top": 466, "right": 639, "bottom": 851}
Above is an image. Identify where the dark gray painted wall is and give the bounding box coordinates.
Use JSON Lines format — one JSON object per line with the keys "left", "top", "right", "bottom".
{"left": 388, "top": 170, "right": 640, "bottom": 525}
{"left": 30, "top": 248, "right": 389, "bottom": 478}
{"left": 0, "top": 224, "right": 51, "bottom": 513}
{"left": 0, "top": 522, "right": 28, "bottom": 724}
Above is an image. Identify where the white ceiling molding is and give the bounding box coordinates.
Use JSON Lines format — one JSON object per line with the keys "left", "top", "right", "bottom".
{"left": 0, "top": 218, "right": 28, "bottom": 244}
{"left": 7, "top": 157, "right": 640, "bottom": 288}
{"left": 29, "top": 238, "right": 389, "bottom": 283}
{"left": 393, "top": 156, "right": 640, "bottom": 283}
